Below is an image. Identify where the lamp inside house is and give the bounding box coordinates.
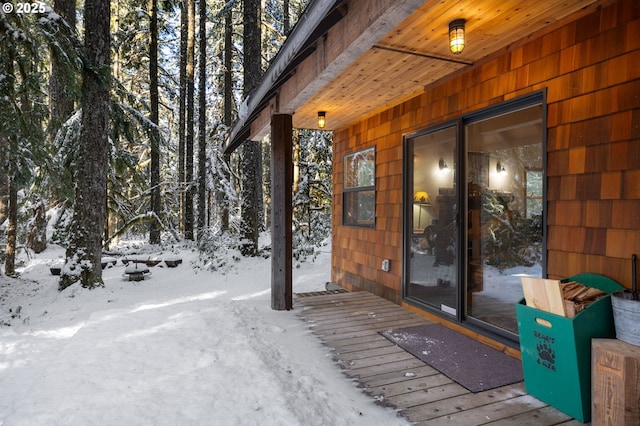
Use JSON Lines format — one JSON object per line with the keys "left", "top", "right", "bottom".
{"left": 439, "top": 158, "right": 448, "bottom": 171}
{"left": 413, "top": 191, "right": 431, "bottom": 204}
{"left": 449, "top": 19, "right": 466, "bottom": 55}
{"left": 496, "top": 161, "right": 506, "bottom": 173}
{"left": 413, "top": 191, "right": 431, "bottom": 229}
{"left": 317, "top": 111, "right": 326, "bottom": 128}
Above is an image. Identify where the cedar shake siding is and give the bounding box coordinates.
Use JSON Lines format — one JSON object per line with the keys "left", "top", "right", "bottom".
{"left": 332, "top": 0, "right": 640, "bottom": 300}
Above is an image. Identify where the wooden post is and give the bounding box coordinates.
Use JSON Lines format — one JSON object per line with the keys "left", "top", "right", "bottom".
{"left": 592, "top": 338, "right": 640, "bottom": 425}
{"left": 270, "top": 114, "right": 293, "bottom": 310}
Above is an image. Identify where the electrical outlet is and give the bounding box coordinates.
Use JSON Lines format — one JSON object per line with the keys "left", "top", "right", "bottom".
{"left": 381, "top": 259, "right": 390, "bottom": 272}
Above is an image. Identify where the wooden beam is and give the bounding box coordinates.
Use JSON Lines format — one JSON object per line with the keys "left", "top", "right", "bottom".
{"left": 250, "top": 97, "right": 276, "bottom": 142}
{"left": 270, "top": 114, "right": 293, "bottom": 310}
{"left": 372, "top": 44, "right": 474, "bottom": 66}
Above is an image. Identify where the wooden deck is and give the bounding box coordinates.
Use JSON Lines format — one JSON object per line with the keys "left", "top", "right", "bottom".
{"left": 295, "top": 290, "right": 587, "bottom": 425}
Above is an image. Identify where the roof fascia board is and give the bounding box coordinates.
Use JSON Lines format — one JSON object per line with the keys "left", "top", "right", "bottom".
{"left": 224, "top": 0, "right": 342, "bottom": 153}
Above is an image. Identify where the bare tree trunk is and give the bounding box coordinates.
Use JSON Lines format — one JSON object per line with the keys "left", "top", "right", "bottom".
{"left": 0, "top": 171, "right": 6, "bottom": 231}
{"left": 4, "top": 183, "right": 17, "bottom": 276}
{"left": 27, "top": 199, "right": 48, "bottom": 253}
{"left": 283, "top": 0, "right": 290, "bottom": 34}
{"left": 196, "top": 0, "right": 207, "bottom": 240}
{"left": 60, "top": 0, "right": 110, "bottom": 290}
{"left": 149, "top": 0, "right": 161, "bottom": 244}
{"left": 178, "top": 0, "right": 187, "bottom": 234}
{"left": 218, "top": 7, "right": 233, "bottom": 232}
{"left": 184, "top": 0, "right": 195, "bottom": 240}
{"left": 0, "top": 135, "right": 8, "bottom": 243}
{"left": 113, "top": 0, "right": 120, "bottom": 80}
{"left": 240, "top": 141, "right": 261, "bottom": 256}
{"left": 241, "top": 0, "right": 262, "bottom": 256}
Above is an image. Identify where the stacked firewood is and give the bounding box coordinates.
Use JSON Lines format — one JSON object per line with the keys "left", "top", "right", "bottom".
{"left": 562, "top": 281, "right": 606, "bottom": 318}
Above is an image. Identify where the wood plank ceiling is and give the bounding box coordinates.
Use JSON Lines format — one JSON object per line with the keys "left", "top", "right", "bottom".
{"left": 290, "top": 0, "right": 612, "bottom": 132}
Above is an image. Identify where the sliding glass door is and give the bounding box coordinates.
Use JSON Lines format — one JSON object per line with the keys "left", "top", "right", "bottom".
{"left": 405, "top": 125, "right": 459, "bottom": 317}
{"left": 404, "top": 94, "right": 545, "bottom": 338}
{"left": 465, "top": 103, "right": 544, "bottom": 336}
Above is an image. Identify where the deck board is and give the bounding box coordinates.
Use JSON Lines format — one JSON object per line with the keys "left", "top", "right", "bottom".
{"left": 295, "top": 290, "right": 590, "bottom": 425}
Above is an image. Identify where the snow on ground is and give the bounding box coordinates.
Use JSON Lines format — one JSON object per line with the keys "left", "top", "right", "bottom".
{"left": 0, "top": 241, "right": 409, "bottom": 426}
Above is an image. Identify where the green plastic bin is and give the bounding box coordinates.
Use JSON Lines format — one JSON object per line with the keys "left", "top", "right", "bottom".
{"left": 516, "top": 273, "right": 623, "bottom": 423}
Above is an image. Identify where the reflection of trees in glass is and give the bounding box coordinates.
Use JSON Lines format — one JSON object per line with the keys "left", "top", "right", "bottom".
{"left": 345, "top": 149, "right": 375, "bottom": 187}
{"left": 343, "top": 147, "right": 375, "bottom": 227}
{"left": 357, "top": 191, "right": 375, "bottom": 221}
{"left": 482, "top": 190, "right": 542, "bottom": 271}
{"left": 526, "top": 169, "right": 543, "bottom": 218}
{"left": 357, "top": 159, "right": 375, "bottom": 187}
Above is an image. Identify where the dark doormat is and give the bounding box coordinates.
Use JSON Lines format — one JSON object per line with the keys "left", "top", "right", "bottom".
{"left": 380, "top": 323, "right": 523, "bottom": 393}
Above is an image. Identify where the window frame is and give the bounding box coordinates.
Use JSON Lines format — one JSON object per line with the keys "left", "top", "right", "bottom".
{"left": 342, "top": 146, "right": 376, "bottom": 228}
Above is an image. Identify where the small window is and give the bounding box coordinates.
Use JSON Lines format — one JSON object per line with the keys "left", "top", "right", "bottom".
{"left": 343, "top": 147, "right": 375, "bottom": 227}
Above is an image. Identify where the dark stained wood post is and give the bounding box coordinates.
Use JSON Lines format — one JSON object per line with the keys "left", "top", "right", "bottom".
{"left": 271, "top": 114, "right": 293, "bottom": 310}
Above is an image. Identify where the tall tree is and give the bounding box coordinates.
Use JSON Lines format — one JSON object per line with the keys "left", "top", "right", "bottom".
{"left": 218, "top": 5, "right": 233, "bottom": 232}
{"left": 196, "top": 0, "right": 207, "bottom": 239}
{"left": 240, "top": 0, "right": 262, "bottom": 256}
{"left": 0, "top": 138, "right": 7, "bottom": 230}
{"left": 149, "top": 0, "right": 161, "bottom": 244}
{"left": 283, "top": 0, "right": 290, "bottom": 34}
{"left": 3, "top": 5, "right": 79, "bottom": 272}
{"left": 49, "top": 0, "right": 77, "bottom": 142}
{"left": 292, "top": 130, "right": 332, "bottom": 260}
{"left": 5, "top": 184, "right": 17, "bottom": 276}
{"left": 0, "top": 135, "right": 6, "bottom": 272}
{"left": 2, "top": 16, "right": 48, "bottom": 275}
{"left": 60, "top": 0, "right": 111, "bottom": 289}
{"left": 33, "top": 0, "right": 76, "bottom": 254}
{"left": 3, "top": 53, "right": 17, "bottom": 277}
{"left": 184, "top": 0, "right": 196, "bottom": 240}
{"left": 178, "top": 0, "right": 188, "bottom": 234}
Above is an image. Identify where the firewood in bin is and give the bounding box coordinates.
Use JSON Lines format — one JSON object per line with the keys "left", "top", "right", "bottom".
{"left": 560, "top": 281, "right": 606, "bottom": 318}
{"left": 573, "top": 286, "right": 606, "bottom": 302}
{"left": 561, "top": 282, "right": 583, "bottom": 299}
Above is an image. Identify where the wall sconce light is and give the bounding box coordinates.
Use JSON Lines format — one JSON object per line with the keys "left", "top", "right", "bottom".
{"left": 317, "top": 111, "right": 326, "bottom": 129}
{"left": 496, "top": 161, "right": 506, "bottom": 174}
{"left": 439, "top": 158, "right": 449, "bottom": 171}
{"left": 413, "top": 191, "right": 431, "bottom": 204}
{"left": 449, "top": 19, "right": 466, "bottom": 55}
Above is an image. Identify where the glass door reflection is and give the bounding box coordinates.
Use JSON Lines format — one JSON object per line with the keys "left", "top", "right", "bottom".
{"left": 406, "top": 125, "right": 458, "bottom": 316}
{"left": 465, "top": 104, "right": 544, "bottom": 335}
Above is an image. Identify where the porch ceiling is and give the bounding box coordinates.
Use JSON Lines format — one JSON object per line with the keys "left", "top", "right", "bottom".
{"left": 226, "top": 0, "right": 612, "bottom": 152}
{"left": 292, "top": 0, "right": 605, "bottom": 132}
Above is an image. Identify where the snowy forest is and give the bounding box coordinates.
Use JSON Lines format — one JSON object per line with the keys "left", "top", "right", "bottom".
{"left": 0, "top": 0, "right": 333, "bottom": 288}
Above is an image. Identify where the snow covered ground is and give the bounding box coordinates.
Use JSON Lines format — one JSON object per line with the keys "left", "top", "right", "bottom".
{"left": 0, "top": 241, "right": 408, "bottom": 425}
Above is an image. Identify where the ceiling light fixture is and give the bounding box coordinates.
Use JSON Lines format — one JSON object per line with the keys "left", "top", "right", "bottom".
{"left": 317, "top": 111, "right": 326, "bottom": 129}
{"left": 449, "top": 19, "right": 466, "bottom": 55}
